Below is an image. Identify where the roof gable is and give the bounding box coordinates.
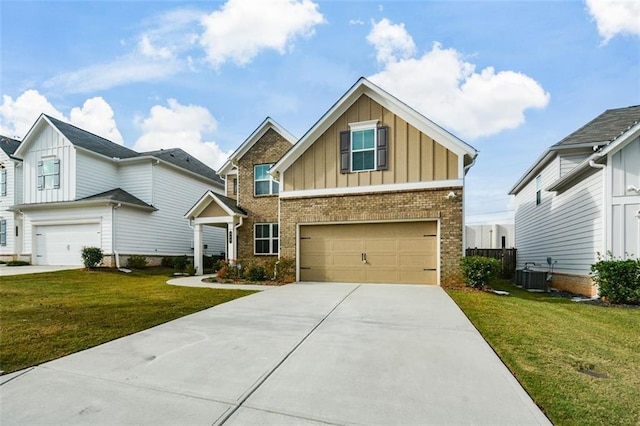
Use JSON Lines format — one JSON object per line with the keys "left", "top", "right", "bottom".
{"left": 271, "top": 77, "right": 477, "bottom": 176}
{"left": 184, "top": 190, "right": 247, "bottom": 219}
{"left": 0, "top": 135, "right": 21, "bottom": 158}
{"left": 218, "top": 117, "right": 296, "bottom": 175}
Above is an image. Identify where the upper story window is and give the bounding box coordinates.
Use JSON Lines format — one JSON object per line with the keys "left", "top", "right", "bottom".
{"left": 535, "top": 175, "right": 542, "bottom": 205}
{"left": 0, "top": 167, "right": 6, "bottom": 196}
{"left": 340, "top": 120, "right": 388, "bottom": 174}
{"left": 254, "top": 164, "right": 279, "bottom": 196}
{"left": 38, "top": 158, "right": 60, "bottom": 190}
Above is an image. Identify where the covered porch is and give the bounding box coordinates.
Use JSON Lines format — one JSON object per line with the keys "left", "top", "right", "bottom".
{"left": 184, "top": 191, "right": 247, "bottom": 276}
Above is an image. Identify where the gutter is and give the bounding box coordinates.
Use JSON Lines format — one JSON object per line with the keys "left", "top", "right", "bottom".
{"left": 112, "top": 203, "right": 122, "bottom": 269}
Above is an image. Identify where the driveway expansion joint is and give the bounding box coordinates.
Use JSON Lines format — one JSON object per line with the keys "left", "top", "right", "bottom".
{"left": 215, "top": 284, "right": 361, "bottom": 425}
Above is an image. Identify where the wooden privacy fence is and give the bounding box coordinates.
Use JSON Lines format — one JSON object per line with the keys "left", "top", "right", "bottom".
{"left": 465, "top": 248, "right": 517, "bottom": 278}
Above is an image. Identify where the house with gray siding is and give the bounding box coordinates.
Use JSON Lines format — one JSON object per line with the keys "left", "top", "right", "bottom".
{"left": 509, "top": 105, "right": 640, "bottom": 296}
{"left": 6, "top": 114, "right": 225, "bottom": 267}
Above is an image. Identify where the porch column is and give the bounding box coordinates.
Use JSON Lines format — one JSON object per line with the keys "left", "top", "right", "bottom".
{"left": 194, "top": 223, "right": 203, "bottom": 275}
{"left": 227, "top": 222, "right": 235, "bottom": 263}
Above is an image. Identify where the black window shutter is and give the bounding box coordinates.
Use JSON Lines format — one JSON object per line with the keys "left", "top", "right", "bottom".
{"left": 53, "top": 159, "right": 61, "bottom": 189}
{"left": 339, "top": 131, "right": 350, "bottom": 174}
{"left": 37, "top": 161, "right": 44, "bottom": 190}
{"left": 376, "top": 126, "right": 389, "bottom": 170}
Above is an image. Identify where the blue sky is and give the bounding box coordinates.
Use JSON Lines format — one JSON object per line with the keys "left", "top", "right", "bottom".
{"left": 1, "top": 0, "right": 639, "bottom": 223}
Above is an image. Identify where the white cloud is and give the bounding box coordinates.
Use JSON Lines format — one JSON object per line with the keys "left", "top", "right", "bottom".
{"left": 368, "top": 23, "right": 550, "bottom": 139}
{"left": 138, "top": 35, "right": 174, "bottom": 60}
{"left": 586, "top": 0, "right": 640, "bottom": 44}
{"left": 69, "top": 98, "right": 124, "bottom": 144}
{"left": 133, "top": 99, "right": 232, "bottom": 170}
{"left": 366, "top": 18, "right": 415, "bottom": 64}
{"left": 199, "top": 0, "right": 325, "bottom": 68}
{"left": 349, "top": 19, "right": 364, "bottom": 25}
{"left": 0, "top": 90, "right": 124, "bottom": 143}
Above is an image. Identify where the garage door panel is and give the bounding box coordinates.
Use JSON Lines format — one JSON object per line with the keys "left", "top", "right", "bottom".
{"left": 299, "top": 222, "right": 439, "bottom": 285}
{"left": 36, "top": 224, "right": 100, "bottom": 266}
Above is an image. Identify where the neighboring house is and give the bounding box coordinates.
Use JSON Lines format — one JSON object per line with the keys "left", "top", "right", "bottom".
{"left": 465, "top": 223, "right": 514, "bottom": 249}
{"left": 0, "top": 136, "right": 23, "bottom": 261}
{"left": 509, "top": 105, "right": 640, "bottom": 296}
{"left": 9, "top": 114, "right": 225, "bottom": 267}
{"left": 187, "top": 78, "right": 478, "bottom": 285}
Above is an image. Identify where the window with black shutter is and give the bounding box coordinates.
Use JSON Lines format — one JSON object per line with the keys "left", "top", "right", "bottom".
{"left": 339, "top": 123, "right": 389, "bottom": 173}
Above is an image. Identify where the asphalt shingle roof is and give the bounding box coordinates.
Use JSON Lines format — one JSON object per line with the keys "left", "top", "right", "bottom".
{"left": 44, "top": 115, "right": 222, "bottom": 184}
{"left": 553, "top": 105, "right": 640, "bottom": 147}
{"left": 77, "top": 188, "right": 156, "bottom": 210}
{"left": 0, "top": 135, "right": 21, "bottom": 157}
{"left": 215, "top": 193, "right": 248, "bottom": 216}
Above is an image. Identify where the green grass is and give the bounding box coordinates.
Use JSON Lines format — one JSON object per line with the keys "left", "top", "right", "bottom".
{"left": 0, "top": 268, "right": 256, "bottom": 374}
{"left": 447, "top": 279, "right": 640, "bottom": 426}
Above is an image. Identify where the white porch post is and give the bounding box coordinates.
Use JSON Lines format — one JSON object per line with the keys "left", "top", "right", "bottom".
{"left": 227, "top": 222, "right": 235, "bottom": 263}
{"left": 194, "top": 223, "right": 203, "bottom": 275}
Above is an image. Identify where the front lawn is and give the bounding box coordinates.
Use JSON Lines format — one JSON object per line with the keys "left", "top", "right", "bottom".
{"left": 0, "top": 268, "right": 256, "bottom": 374}
{"left": 447, "top": 280, "right": 640, "bottom": 426}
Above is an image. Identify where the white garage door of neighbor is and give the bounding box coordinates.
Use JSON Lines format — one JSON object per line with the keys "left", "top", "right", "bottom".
{"left": 299, "top": 221, "right": 438, "bottom": 284}
{"left": 35, "top": 224, "right": 101, "bottom": 266}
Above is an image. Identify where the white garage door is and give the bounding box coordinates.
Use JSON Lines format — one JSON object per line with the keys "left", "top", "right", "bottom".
{"left": 35, "top": 224, "right": 101, "bottom": 266}
{"left": 299, "top": 221, "right": 438, "bottom": 284}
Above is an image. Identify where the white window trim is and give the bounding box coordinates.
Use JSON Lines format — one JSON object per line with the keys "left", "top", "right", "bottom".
{"left": 39, "top": 157, "right": 60, "bottom": 190}
{"left": 254, "top": 164, "right": 279, "bottom": 196}
{"left": 535, "top": 175, "right": 542, "bottom": 205}
{"left": 348, "top": 120, "right": 378, "bottom": 173}
{"left": 254, "top": 223, "right": 279, "bottom": 255}
{"left": 0, "top": 168, "right": 6, "bottom": 196}
{"left": 0, "top": 218, "right": 6, "bottom": 246}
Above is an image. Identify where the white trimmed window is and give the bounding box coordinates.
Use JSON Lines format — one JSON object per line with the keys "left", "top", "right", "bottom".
{"left": 0, "top": 167, "right": 6, "bottom": 196}
{"left": 254, "top": 223, "right": 278, "bottom": 255}
{"left": 535, "top": 175, "right": 542, "bottom": 205}
{"left": 38, "top": 157, "right": 60, "bottom": 190}
{"left": 254, "top": 164, "right": 279, "bottom": 196}
{"left": 0, "top": 218, "right": 6, "bottom": 246}
{"left": 340, "top": 120, "right": 388, "bottom": 174}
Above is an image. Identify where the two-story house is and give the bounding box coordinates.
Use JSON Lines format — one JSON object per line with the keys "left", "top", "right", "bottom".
{"left": 9, "top": 114, "right": 226, "bottom": 267}
{"left": 0, "top": 136, "right": 23, "bottom": 261}
{"left": 509, "top": 105, "right": 640, "bottom": 296}
{"left": 187, "top": 78, "right": 478, "bottom": 285}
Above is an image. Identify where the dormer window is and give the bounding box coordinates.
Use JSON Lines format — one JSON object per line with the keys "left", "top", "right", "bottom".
{"left": 38, "top": 158, "right": 60, "bottom": 190}
{"left": 254, "top": 164, "right": 279, "bottom": 196}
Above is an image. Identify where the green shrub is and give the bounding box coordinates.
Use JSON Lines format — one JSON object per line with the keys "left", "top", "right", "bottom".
{"left": 275, "top": 257, "right": 296, "bottom": 283}
{"left": 591, "top": 253, "right": 640, "bottom": 304}
{"left": 185, "top": 262, "right": 196, "bottom": 276}
{"left": 172, "top": 256, "right": 188, "bottom": 272}
{"left": 161, "top": 256, "right": 174, "bottom": 268}
{"left": 460, "top": 256, "right": 500, "bottom": 289}
{"left": 245, "top": 264, "right": 267, "bottom": 282}
{"left": 6, "top": 260, "right": 30, "bottom": 267}
{"left": 126, "top": 255, "right": 148, "bottom": 269}
{"left": 81, "top": 247, "right": 103, "bottom": 269}
{"left": 216, "top": 261, "right": 242, "bottom": 280}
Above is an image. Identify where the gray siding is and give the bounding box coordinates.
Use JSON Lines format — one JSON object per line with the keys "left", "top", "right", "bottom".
{"left": 514, "top": 156, "right": 603, "bottom": 275}
{"left": 559, "top": 153, "right": 590, "bottom": 177}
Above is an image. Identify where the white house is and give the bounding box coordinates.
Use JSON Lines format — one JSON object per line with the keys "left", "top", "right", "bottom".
{"left": 509, "top": 105, "right": 640, "bottom": 296}
{"left": 465, "top": 223, "right": 515, "bottom": 249}
{"left": 8, "top": 114, "right": 225, "bottom": 267}
{"left": 0, "top": 136, "right": 23, "bottom": 260}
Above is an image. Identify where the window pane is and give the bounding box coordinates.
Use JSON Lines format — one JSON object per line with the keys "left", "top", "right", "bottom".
{"left": 272, "top": 180, "right": 279, "bottom": 194}
{"left": 44, "top": 175, "right": 55, "bottom": 189}
{"left": 361, "top": 129, "right": 375, "bottom": 149}
{"left": 272, "top": 239, "right": 279, "bottom": 254}
{"left": 362, "top": 150, "right": 374, "bottom": 169}
{"left": 255, "top": 181, "right": 270, "bottom": 195}
{"left": 42, "top": 160, "right": 55, "bottom": 174}
{"left": 272, "top": 224, "right": 279, "bottom": 238}
{"left": 352, "top": 131, "right": 364, "bottom": 150}
{"left": 255, "top": 164, "right": 270, "bottom": 180}
{"left": 255, "top": 240, "right": 270, "bottom": 254}
{"left": 256, "top": 224, "right": 270, "bottom": 238}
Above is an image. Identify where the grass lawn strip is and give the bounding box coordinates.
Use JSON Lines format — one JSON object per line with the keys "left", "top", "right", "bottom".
{"left": 0, "top": 268, "right": 256, "bottom": 374}
{"left": 447, "top": 279, "right": 640, "bottom": 426}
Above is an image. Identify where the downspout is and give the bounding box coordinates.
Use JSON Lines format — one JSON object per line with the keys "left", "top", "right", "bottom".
{"left": 462, "top": 155, "right": 477, "bottom": 258}
{"left": 589, "top": 154, "right": 606, "bottom": 297}
{"left": 112, "top": 203, "right": 122, "bottom": 269}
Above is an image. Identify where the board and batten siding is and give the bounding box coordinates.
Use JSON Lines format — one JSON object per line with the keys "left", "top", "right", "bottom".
{"left": 610, "top": 136, "right": 640, "bottom": 257}
{"left": 114, "top": 163, "right": 225, "bottom": 256}
{"left": 119, "top": 162, "right": 152, "bottom": 204}
{"left": 21, "top": 205, "right": 112, "bottom": 256}
{"left": 22, "top": 125, "right": 76, "bottom": 204}
{"left": 283, "top": 94, "right": 458, "bottom": 191}
{"left": 514, "top": 156, "right": 603, "bottom": 275}
{"left": 75, "top": 151, "right": 119, "bottom": 199}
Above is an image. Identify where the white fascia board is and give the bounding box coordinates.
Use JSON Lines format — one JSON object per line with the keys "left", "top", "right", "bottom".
{"left": 599, "top": 122, "right": 640, "bottom": 156}
{"left": 184, "top": 191, "right": 243, "bottom": 219}
{"left": 279, "top": 179, "right": 463, "bottom": 199}
{"left": 12, "top": 199, "right": 155, "bottom": 212}
{"left": 508, "top": 150, "right": 557, "bottom": 195}
{"left": 219, "top": 117, "right": 296, "bottom": 176}
{"left": 272, "top": 78, "right": 477, "bottom": 176}
{"left": 14, "top": 115, "right": 64, "bottom": 159}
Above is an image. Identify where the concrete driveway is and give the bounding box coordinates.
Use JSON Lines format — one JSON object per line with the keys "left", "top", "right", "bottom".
{"left": 0, "top": 264, "right": 83, "bottom": 276}
{"left": 0, "top": 283, "right": 550, "bottom": 425}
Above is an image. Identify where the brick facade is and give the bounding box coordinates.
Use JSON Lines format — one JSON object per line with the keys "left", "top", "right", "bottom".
{"left": 279, "top": 187, "right": 464, "bottom": 286}
{"left": 236, "top": 128, "right": 292, "bottom": 260}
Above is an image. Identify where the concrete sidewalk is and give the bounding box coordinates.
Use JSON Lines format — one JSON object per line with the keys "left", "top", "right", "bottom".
{"left": 0, "top": 283, "right": 550, "bottom": 425}
{"left": 0, "top": 264, "right": 83, "bottom": 276}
